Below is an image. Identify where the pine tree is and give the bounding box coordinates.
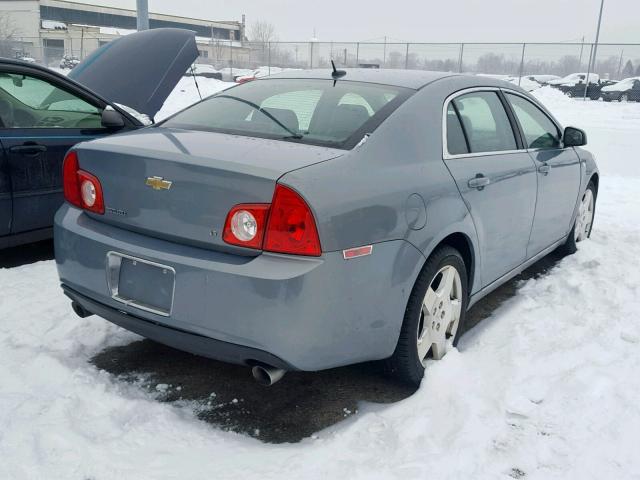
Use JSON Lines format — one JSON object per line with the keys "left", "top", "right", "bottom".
{"left": 621, "top": 60, "right": 634, "bottom": 78}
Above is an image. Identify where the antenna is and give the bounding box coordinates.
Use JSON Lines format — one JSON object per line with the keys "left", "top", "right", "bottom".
{"left": 331, "top": 60, "right": 346, "bottom": 79}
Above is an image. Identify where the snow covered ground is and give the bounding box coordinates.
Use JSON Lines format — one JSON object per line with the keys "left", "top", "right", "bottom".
{"left": 1, "top": 83, "right": 639, "bottom": 479}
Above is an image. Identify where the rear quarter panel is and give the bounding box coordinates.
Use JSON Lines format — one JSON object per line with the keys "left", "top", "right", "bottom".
{"left": 280, "top": 75, "right": 494, "bottom": 297}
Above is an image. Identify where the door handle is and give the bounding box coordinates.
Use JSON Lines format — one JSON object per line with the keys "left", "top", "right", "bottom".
{"left": 468, "top": 174, "right": 491, "bottom": 190}
{"left": 538, "top": 163, "right": 551, "bottom": 175}
{"left": 9, "top": 144, "right": 47, "bottom": 155}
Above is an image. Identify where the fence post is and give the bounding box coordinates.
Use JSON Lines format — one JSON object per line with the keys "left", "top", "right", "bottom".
{"left": 458, "top": 43, "right": 464, "bottom": 73}
{"left": 405, "top": 43, "right": 410, "bottom": 69}
{"left": 230, "top": 40, "right": 233, "bottom": 79}
{"left": 583, "top": 43, "right": 594, "bottom": 101}
{"left": 518, "top": 43, "right": 526, "bottom": 86}
{"left": 268, "top": 41, "right": 271, "bottom": 75}
{"left": 310, "top": 41, "right": 313, "bottom": 69}
{"left": 355, "top": 42, "right": 359, "bottom": 66}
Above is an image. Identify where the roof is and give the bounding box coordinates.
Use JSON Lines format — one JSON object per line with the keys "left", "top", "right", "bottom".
{"left": 266, "top": 69, "right": 458, "bottom": 89}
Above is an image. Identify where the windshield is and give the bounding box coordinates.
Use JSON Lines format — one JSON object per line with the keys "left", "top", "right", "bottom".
{"left": 160, "top": 78, "right": 413, "bottom": 149}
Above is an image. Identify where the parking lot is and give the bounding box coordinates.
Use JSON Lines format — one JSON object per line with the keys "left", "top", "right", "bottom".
{"left": 1, "top": 77, "right": 639, "bottom": 479}
{"left": 1, "top": 238, "right": 567, "bottom": 444}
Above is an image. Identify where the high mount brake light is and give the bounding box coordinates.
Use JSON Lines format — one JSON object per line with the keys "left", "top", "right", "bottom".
{"left": 222, "top": 184, "right": 321, "bottom": 256}
{"left": 62, "top": 151, "right": 105, "bottom": 214}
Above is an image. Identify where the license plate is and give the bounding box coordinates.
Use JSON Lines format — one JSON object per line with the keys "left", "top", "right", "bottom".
{"left": 106, "top": 252, "right": 175, "bottom": 316}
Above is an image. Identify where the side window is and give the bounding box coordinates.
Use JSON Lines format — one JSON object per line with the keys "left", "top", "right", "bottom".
{"left": 446, "top": 103, "right": 469, "bottom": 155}
{"left": 506, "top": 93, "right": 560, "bottom": 149}
{"left": 0, "top": 73, "right": 102, "bottom": 129}
{"left": 452, "top": 91, "right": 517, "bottom": 153}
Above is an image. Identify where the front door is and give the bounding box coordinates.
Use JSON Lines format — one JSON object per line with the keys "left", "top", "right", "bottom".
{"left": 504, "top": 92, "right": 581, "bottom": 256}
{"left": 0, "top": 70, "right": 108, "bottom": 234}
{"left": 444, "top": 90, "right": 538, "bottom": 286}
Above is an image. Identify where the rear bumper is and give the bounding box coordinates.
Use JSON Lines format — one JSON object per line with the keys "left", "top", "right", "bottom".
{"left": 55, "top": 205, "right": 423, "bottom": 371}
{"left": 62, "top": 285, "right": 293, "bottom": 369}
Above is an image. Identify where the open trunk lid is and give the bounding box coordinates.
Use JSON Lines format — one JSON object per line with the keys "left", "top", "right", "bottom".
{"left": 69, "top": 28, "right": 198, "bottom": 120}
{"left": 74, "top": 128, "right": 343, "bottom": 252}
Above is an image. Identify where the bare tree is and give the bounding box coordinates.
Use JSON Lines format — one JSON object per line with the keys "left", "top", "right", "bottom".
{"left": 248, "top": 21, "right": 278, "bottom": 65}
{"left": 249, "top": 21, "right": 277, "bottom": 44}
{"left": 0, "top": 12, "right": 22, "bottom": 58}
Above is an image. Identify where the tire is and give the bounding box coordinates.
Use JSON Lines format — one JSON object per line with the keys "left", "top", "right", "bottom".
{"left": 621, "top": 93, "right": 629, "bottom": 102}
{"left": 386, "top": 246, "right": 469, "bottom": 386}
{"left": 566, "top": 91, "right": 574, "bottom": 98}
{"left": 557, "top": 181, "right": 596, "bottom": 256}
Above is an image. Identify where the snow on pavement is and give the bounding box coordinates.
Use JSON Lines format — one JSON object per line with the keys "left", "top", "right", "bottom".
{"left": 1, "top": 84, "right": 639, "bottom": 479}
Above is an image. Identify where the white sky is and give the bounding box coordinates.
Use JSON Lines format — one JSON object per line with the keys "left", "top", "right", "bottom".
{"left": 76, "top": 0, "right": 638, "bottom": 43}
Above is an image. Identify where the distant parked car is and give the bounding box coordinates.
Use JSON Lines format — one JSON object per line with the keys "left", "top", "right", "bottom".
{"left": 14, "top": 53, "right": 36, "bottom": 63}
{"left": 0, "top": 28, "right": 198, "bottom": 249}
{"left": 547, "top": 72, "right": 599, "bottom": 87}
{"left": 56, "top": 69, "right": 598, "bottom": 387}
{"left": 506, "top": 76, "right": 541, "bottom": 92}
{"left": 600, "top": 77, "right": 640, "bottom": 102}
{"left": 526, "top": 74, "right": 561, "bottom": 85}
{"left": 216, "top": 67, "right": 253, "bottom": 82}
{"left": 185, "top": 63, "right": 222, "bottom": 80}
{"left": 59, "top": 55, "right": 80, "bottom": 70}
{"left": 236, "top": 66, "right": 285, "bottom": 84}
{"left": 548, "top": 73, "right": 613, "bottom": 100}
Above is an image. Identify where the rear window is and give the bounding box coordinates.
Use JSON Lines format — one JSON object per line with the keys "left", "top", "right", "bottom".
{"left": 161, "top": 79, "right": 413, "bottom": 149}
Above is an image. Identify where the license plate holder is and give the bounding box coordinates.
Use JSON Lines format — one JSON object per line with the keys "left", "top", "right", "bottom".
{"left": 107, "top": 252, "right": 175, "bottom": 316}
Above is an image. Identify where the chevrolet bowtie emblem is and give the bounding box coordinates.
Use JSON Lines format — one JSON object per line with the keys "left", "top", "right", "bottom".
{"left": 145, "top": 176, "right": 172, "bottom": 190}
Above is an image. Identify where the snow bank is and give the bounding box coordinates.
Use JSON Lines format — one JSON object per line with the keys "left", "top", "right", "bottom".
{"left": 1, "top": 78, "right": 639, "bottom": 479}
{"left": 155, "top": 76, "right": 233, "bottom": 121}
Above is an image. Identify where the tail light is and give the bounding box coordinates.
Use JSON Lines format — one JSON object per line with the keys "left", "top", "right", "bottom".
{"left": 263, "top": 185, "right": 321, "bottom": 256}
{"left": 62, "top": 151, "right": 105, "bottom": 214}
{"left": 222, "top": 204, "right": 269, "bottom": 249}
{"left": 222, "top": 184, "right": 321, "bottom": 256}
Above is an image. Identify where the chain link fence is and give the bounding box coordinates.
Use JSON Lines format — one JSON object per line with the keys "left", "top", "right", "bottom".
{"left": 2, "top": 37, "right": 640, "bottom": 81}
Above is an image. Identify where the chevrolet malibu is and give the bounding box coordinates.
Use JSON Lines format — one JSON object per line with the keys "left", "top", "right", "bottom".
{"left": 55, "top": 69, "right": 598, "bottom": 386}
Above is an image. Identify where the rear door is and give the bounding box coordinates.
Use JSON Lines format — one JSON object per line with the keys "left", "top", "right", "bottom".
{"left": 504, "top": 92, "right": 581, "bottom": 256}
{"left": 0, "top": 144, "right": 10, "bottom": 235}
{"left": 0, "top": 67, "right": 111, "bottom": 234}
{"left": 444, "top": 89, "right": 538, "bottom": 286}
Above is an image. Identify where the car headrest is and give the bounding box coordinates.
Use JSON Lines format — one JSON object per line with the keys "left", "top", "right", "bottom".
{"left": 328, "top": 104, "right": 371, "bottom": 138}
{"left": 256, "top": 107, "right": 299, "bottom": 133}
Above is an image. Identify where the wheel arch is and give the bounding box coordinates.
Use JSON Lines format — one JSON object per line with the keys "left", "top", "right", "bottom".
{"left": 434, "top": 232, "right": 476, "bottom": 296}
{"left": 589, "top": 172, "right": 599, "bottom": 195}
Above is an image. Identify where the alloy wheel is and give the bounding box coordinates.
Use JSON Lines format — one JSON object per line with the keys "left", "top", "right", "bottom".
{"left": 416, "top": 265, "right": 462, "bottom": 363}
{"left": 574, "top": 189, "right": 595, "bottom": 242}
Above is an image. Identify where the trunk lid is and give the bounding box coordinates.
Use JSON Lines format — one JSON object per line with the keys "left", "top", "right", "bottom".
{"left": 75, "top": 128, "right": 344, "bottom": 252}
{"left": 69, "top": 28, "right": 198, "bottom": 120}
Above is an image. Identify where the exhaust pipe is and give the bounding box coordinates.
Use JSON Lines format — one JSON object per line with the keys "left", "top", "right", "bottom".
{"left": 71, "top": 301, "right": 93, "bottom": 318}
{"left": 251, "top": 364, "right": 286, "bottom": 386}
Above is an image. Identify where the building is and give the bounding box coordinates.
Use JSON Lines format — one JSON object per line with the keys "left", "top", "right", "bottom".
{"left": 0, "top": 0, "right": 248, "bottom": 66}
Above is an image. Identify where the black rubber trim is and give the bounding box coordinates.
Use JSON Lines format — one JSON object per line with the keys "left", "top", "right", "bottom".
{"left": 62, "top": 285, "right": 294, "bottom": 370}
{"left": 0, "top": 227, "right": 53, "bottom": 250}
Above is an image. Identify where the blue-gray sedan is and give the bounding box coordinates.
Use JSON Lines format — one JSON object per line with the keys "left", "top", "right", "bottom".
{"left": 55, "top": 69, "right": 599, "bottom": 386}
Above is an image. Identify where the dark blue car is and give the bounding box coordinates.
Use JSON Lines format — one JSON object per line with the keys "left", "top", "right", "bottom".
{"left": 0, "top": 29, "right": 198, "bottom": 249}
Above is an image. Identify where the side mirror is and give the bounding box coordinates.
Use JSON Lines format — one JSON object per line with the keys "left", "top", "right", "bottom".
{"left": 101, "top": 107, "right": 125, "bottom": 129}
{"left": 563, "top": 126, "right": 587, "bottom": 147}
